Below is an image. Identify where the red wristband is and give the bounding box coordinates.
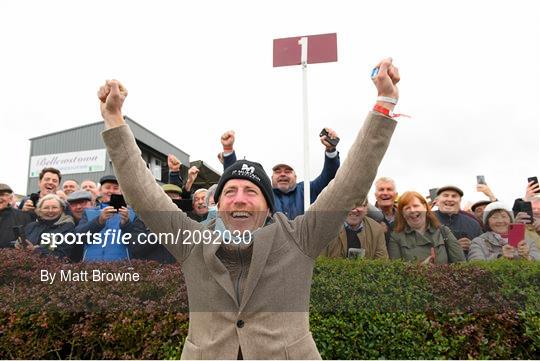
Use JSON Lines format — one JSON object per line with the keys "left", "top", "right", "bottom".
{"left": 373, "top": 104, "right": 393, "bottom": 117}
{"left": 222, "top": 147, "right": 233, "bottom": 152}
{"left": 373, "top": 104, "right": 410, "bottom": 119}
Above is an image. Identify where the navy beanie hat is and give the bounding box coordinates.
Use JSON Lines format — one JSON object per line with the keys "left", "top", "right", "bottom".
{"left": 214, "top": 160, "right": 275, "bottom": 213}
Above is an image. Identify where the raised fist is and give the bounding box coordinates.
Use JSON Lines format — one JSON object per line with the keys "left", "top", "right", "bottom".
{"left": 221, "top": 130, "right": 235, "bottom": 151}
{"left": 188, "top": 166, "right": 200, "bottom": 181}
{"left": 372, "top": 58, "right": 400, "bottom": 102}
{"left": 168, "top": 154, "right": 181, "bottom": 172}
{"left": 97, "top": 79, "right": 128, "bottom": 128}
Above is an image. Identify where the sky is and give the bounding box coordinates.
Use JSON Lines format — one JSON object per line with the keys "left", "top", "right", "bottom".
{"left": 1, "top": 0, "right": 539, "bottom": 208}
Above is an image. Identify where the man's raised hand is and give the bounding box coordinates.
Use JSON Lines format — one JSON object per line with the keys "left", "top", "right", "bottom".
{"left": 185, "top": 166, "right": 200, "bottom": 192}
{"left": 372, "top": 58, "right": 400, "bottom": 110}
{"left": 98, "top": 79, "right": 128, "bottom": 129}
{"left": 525, "top": 181, "right": 540, "bottom": 201}
{"left": 476, "top": 184, "right": 497, "bottom": 202}
{"left": 188, "top": 166, "right": 200, "bottom": 181}
{"left": 21, "top": 199, "right": 35, "bottom": 213}
{"left": 168, "top": 154, "right": 181, "bottom": 172}
{"left": 221, "top": 130, "right": 235, "bottom": 152}
{"left": 320, "top": 127, "right": 339, "bottom": 152}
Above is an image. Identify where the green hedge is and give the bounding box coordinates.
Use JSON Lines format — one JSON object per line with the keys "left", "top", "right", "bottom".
{"left": 0, "top": 250, "right": 539, "bottom": 359}
{"left": 311, "top": 258, "right": 540, "bottom": 359}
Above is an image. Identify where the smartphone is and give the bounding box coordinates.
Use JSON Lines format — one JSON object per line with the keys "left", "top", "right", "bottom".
{"left": 319, "top": 128, "right": 340, "bottom": 147}
{"left": 508, "top": 223, "right": 525, "bottom": 248}
{"left": 512, "top": 199, "right": 522, "bottom": 214}
{"left": 528, "top": 176, "right": 539, "bottom": 193}
{"left": 519, "top": 201, "right": 534, "bottom": 223}
{"left": 512, "top": 199, "right": 534, "bottom": 223}
{"left": 429, "top": 188, "right": 439, "bottom": 201}
{"left": 476, "top": 175, "right": 486, "bottom": 185}
{"left": 109, "top": 194, "right": 127, "bottom": 210}
{"left": 30, "top": 193, "right": 40, "bottom": 207}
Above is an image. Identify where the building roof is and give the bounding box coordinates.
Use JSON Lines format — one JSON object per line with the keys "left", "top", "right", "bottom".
{"left": 29, "top": 116, "right": 189, "bottom": 159}
{"left": 189, "top": 160, "right": 221, "bottom": 190}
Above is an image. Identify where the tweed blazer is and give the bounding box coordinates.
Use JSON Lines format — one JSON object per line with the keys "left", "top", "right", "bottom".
{"left": 102, "top": 111, "right": 396, "bottom": 359}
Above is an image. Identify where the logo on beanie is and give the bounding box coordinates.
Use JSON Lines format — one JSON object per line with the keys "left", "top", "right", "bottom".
{"left": 241, "top": 164, "right": 255, "bottom": 174}
{"left": 232, "top": 163, "right": 261, "bottom": 182}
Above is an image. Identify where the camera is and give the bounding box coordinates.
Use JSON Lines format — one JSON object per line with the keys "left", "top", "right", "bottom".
{"left": 319, "top": 128, "right": 340, "bottom": 147}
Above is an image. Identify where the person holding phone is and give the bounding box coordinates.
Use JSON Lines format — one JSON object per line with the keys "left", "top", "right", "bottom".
{"left": 512, "top": 179, "right": 540, "bottom": 252}
{"left": 529, "top": 196, "right": 540, "bottom": 251}
{"left": 514, "top": 195, "right": 540, "bottom": 252}
{"left": 468, "top": 202, "right": 539, "bottom": 261}
{"left": 525, "top": 177, "right": 540, "bottom": 199}
{"left": 74, "top": 175, "right": 146, "bottom": 262}
{"left": 471, "top": 178, "right": 498, "bottom": 227}
{"left": 475, "top": 181, "right": 497, "bottom": 203}
{"left": 388, "top": 191, "right": 465, "bottom": 264}
{"left": 219, "top": 128, "right": 341, "bottom": 220}
{"left": 18, "top": 167, "right": 62, "bottom": 220}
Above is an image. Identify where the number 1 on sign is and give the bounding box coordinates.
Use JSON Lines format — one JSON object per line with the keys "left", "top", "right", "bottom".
{"left": 298, "top": 37, "right": 308, "bottom": 65}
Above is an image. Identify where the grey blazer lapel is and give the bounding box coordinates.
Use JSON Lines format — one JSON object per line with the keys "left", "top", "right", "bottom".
{"left": 238, "top": 229, "right": 275, "bottom": 312}
{"left": 202, "top": 241, "right": 239, "bottom": 308}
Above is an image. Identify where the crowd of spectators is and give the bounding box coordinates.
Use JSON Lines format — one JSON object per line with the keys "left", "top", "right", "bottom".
{"left": 2, "top": 152, "right": 538, "bottom": 265}
{"left": 1, "top": 107, "right": 539, "bottom": 265}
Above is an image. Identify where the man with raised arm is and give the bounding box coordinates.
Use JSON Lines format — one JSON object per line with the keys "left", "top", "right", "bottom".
{"left": 97, "top": 57, "right": 400, "bottom": 359}
{"left": 219, "top": 128, "right": 341, "bottom": 220}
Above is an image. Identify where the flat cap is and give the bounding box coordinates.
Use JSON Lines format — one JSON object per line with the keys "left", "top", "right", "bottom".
{"left": 99, "top": 175, "right": 118, "bottom": 185}
{"left": 67, "top": 190, "right": 93, "bottom": 203}
{"left": 0, "top": 183, "right": 13, "bottom": 193}
{"left": 437, "top": 185, "right": 464, "bottom": 197}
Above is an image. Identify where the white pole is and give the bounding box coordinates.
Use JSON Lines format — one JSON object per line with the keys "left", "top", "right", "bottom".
{"left": 298, "top": 37, "right": 310, "bottom": 213}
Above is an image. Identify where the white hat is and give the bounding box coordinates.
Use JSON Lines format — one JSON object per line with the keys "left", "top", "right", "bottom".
{"left": 483, "top": 201, "right": 514, "bottom": 225}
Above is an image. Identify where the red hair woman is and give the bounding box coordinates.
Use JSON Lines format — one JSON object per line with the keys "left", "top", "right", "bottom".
{"left": 389, "top": 191, "right": 465, "bottom": 264}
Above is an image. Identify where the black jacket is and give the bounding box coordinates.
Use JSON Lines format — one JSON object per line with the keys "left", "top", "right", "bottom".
{"left": 0, "top": 206, "right": 33, "bottom": 248}
{"left": 435, "top": 210, "right": 483, "bottom": 240}
{"left": 24, "top": 214, "right": 75, "bottom": 259}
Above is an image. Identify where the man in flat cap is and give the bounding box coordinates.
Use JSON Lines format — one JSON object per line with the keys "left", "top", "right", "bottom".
{"left": 435, "top": 185, "right": 483, "bottom": 257}
{"left": 67, "top": 190, "right": 94, "bottom": 225}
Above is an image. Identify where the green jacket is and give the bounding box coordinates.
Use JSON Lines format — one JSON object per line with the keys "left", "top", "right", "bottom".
{"left": 388, "top": 225, "right": 465, "bottom": 264}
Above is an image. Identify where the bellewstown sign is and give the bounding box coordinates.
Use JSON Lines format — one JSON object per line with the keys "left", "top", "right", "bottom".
{"left": 29, "top": 149, "right": 107, "bottom": 177}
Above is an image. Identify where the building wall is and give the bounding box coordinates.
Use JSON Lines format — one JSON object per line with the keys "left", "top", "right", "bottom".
{"left": 26, "top": 118, "right": 190, "bottom": 194}
{"left": 27, "top": 123, "right": 110, "bottom": 193}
